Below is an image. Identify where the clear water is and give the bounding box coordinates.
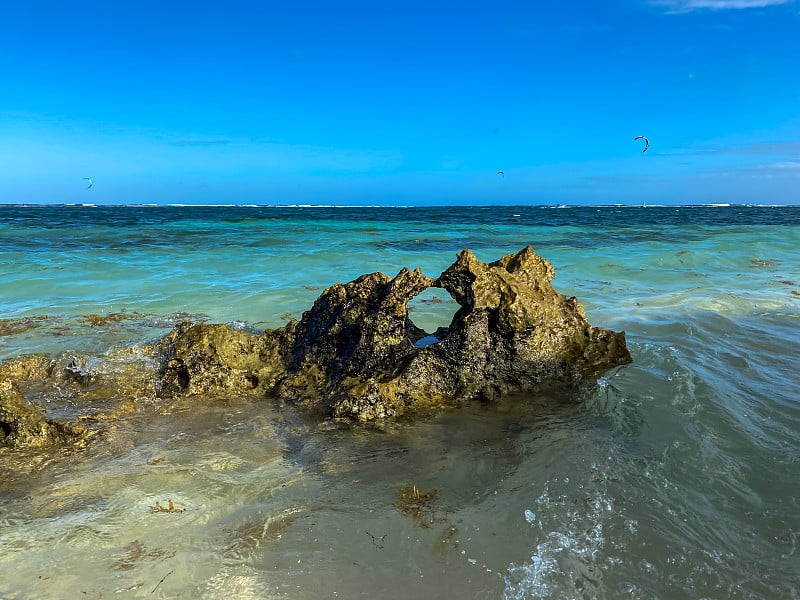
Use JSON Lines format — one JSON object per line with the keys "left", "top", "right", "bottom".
{"left": 1, "top": 204, "right": 799, "bottom": 599}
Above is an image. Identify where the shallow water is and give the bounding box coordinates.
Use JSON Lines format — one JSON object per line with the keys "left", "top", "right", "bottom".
{"left": 1, "top": 204, "right": 799, "bottom": 598}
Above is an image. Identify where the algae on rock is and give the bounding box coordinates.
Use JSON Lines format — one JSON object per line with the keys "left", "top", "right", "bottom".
{"left": 0, "top": 379, "right": 86, "bottom": 448}
{"left": 1, "top": 247, "right": 632, "bottom": 449}
{"left": 154, "top": 247, "right": 632, "bottom": 420}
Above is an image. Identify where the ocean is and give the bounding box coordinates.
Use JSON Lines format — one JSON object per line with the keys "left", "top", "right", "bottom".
{"left": 1, "top": 204, "right": 798, "bottom": 599}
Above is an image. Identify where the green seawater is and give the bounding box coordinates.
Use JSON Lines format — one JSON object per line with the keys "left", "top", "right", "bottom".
{"left": 1, "top": 204, "right": 799, "bottom": 599}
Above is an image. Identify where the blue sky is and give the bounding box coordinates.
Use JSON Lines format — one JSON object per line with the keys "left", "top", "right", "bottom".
{"left": 1, "top": 0, "right": 798, "bottom": 205}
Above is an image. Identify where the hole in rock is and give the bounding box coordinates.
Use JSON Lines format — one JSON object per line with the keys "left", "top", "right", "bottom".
{"left": 406, "top": 287, "right": 459, "bottom": 348}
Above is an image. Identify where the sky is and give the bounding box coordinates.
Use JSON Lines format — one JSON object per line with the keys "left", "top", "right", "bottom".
{"left": 1, "top": 0, "right": 799, "bottom": 206}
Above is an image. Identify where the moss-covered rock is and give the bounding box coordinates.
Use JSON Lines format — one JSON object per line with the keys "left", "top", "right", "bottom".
{"left": 154, "top": 247, "right": 631, "bottom": 420}
{"left": 155, "top": 322, "right": 289, "bottom": 398}
{"left": 0, "top": 379, "right": 85, "bottom": 449}
{"left": 1, "top": 247, "right": 632, "bottom": 435}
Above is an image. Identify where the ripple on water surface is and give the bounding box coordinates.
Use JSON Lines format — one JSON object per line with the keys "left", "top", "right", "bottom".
{"left": 2, "top": 205, "right": 799, "bottom": 598}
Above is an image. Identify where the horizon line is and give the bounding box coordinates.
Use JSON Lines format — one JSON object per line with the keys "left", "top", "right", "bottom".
{"left": 1, "top": 202, "right": 799, "bottom": 209}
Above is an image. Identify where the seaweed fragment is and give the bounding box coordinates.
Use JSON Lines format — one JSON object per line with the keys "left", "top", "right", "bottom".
{"left": 0, "top": 315, "right": 51, "bottom": 337}
{"left": 751, "top": 258, "right": 780, "bottom": 268}
{"left": 152, "top": 569, "right": 175, "bottom": 594}
{"left": 365, "top": 531, "right": 387, "bottom": 549}
{"left": 80, "top": 310, "right": 144, "bottom": 327}
{"left": 394, "top": 484, "right": 444, "bottom": 528}
{"left": 149, "top": 499, "right": 185, "bottom": 514}
{"left": 114, "top": 540, "right": 175, "bottom": 571}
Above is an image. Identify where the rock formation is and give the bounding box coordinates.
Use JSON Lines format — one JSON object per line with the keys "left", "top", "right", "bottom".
{"left": 0, "top": 376, "right": 86, "bottom": 449}
{"left": 1, "top": 247, "right": 632, "bottom": 448}
{"left": 157, "top": 247, "right": 631, "bottom": 420}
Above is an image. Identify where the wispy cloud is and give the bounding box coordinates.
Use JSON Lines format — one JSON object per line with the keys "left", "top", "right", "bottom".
{"left": 167, "top": 139, "right": 233, "bottom": 147}
{"left": 655, "top": 0, "right": 793, "bottom": 12}
{"left": 668, "top": 140, "right": 800, "bottom": 156}
{"left": 727, "top": 141, "right": 800, "bottom": 155}
{"left": 756, "top": 160, "right": 800, "bottom": 170}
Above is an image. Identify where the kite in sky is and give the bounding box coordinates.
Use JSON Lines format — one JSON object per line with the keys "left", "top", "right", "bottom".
{"left": 634, "top": 136, "right": 649, "bottom": 153}
{"left": 83, "top": 177, "right": 93, "bottom": 188}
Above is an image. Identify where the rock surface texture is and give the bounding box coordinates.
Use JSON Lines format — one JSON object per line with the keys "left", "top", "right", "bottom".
{"left": 157, "top": 247, "right": 632, "bottom": 420}
{"left": 1, "top": 247, "right": 632, "bottom": 447}
{"left": 0, "top": 361, "right": 86, "bottom": 449}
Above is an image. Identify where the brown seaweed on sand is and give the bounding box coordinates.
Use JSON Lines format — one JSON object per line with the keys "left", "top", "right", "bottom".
{"left": 395, "top": 484, "right": 445, "bottom": 528}
{"left": 149, "top": 499, "right": 185, "bottom": 514}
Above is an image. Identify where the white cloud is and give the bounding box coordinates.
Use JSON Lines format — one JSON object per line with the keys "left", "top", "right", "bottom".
{"left": 667, "top": 140, "right": 800, "bottom": 157}
{"left": 729, "top": 141, "right": 800, "bottom": 155}
{"left": 656, "top": 0, "right": 793, "bottom": 12}
{"left": 761, "top": 160, "right": 800, "bottom": 170}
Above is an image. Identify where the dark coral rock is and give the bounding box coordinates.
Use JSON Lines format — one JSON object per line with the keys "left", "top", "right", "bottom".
{"left": 276, "top": 267, "right": 435, "bottom": 415}
{"left": 154, "top": 247, "right": 631, "bottom": 420}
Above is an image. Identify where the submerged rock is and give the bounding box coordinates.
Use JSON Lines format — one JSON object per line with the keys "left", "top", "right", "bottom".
{"left": 0, "top": 379, "right": 86, "bottom": 449}
{"left": 156, "top": 247, "right": 631, "bottom": 420}
{"left": 0, "top": 352, "right": 152, "bottom": 450}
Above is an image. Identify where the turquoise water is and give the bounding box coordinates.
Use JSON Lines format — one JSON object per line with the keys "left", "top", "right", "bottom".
{"left": 1, "top": 204, "right": 799, "bottom": 599}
